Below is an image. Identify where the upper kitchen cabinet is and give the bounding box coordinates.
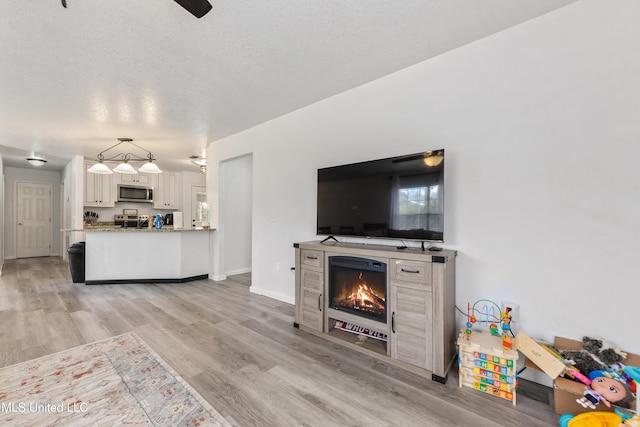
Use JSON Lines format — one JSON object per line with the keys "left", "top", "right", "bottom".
{"left": 116, "top": 172, "right": 158, "bottom": 187}
{"left": 155, "top": 171, "right": 181, "bottom": 209}
{"left": 84, "top": 160, "right": 115, "bottom": 207}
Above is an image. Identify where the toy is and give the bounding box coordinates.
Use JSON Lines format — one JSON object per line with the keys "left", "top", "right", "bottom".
{"left": 457, "top": 330, "right": 518, "bottom": 405}
{"left": 465, "top": 300, "right": 515, "bottom": 349}
{"left": 616, "top": 365, "right": 640, "bottom": 426}
{"left": 561, "top": 337, "right": 627, "bottom": 377}
{"left": 559, "top": 412, "right": 622, "bottom": 427}
{"left": 620, "top": 414, "right": 640, "bottom": 427}
{"left": 576, "top": 370, "right": 633, "bottom": 410}
{"left": 501, "top": 307, "right": 514, "bottom": 338}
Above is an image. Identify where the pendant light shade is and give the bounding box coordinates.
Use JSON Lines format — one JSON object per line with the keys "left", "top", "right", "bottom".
{"left": 113, "top": 162, "right": 138, "bottom": 174}
{"left": 87, "top": 161, "right": 114, "bottom": 174}
{"left": 138, "top": 161, "right": 162, "bottom": 174}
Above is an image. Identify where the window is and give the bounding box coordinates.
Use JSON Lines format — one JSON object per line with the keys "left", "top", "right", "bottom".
{"left": 397, "top": 184, "right": 442, "bottom": 231}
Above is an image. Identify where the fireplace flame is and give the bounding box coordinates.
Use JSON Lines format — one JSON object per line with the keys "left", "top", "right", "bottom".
{"left": 346, "top": 281, "right": 385, "bottom": 312}
{"left": 331, "top": 268, "right": 386, "bottom": 319}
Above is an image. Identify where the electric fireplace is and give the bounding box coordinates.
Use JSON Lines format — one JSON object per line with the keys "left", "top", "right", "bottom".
{"left": 328, "top": 256, "right": 387, "bottom": 323}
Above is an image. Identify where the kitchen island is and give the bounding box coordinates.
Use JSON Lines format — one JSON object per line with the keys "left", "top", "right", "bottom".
{"left": 84, "top": 227, "right": 213, "bottom": 285}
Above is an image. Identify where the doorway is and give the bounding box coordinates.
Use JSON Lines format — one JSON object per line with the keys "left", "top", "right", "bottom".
{"left": 15, "top": 181, "right": 52, "bottom": 258}
{"left": 220, "top": 154, "right": 253, "bottom": 277}
{"left": 190, "top": 185, "right": 208, "bottom": 229}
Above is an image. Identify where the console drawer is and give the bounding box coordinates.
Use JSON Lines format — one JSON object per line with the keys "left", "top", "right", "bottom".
{"left": 391, "top": 260, "right": 432, "bottom": 286}
{"left": 301, "top": 249, "right": 324, "bottom": 269}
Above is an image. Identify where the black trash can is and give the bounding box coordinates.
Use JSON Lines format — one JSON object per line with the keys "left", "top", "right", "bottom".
{"left": 68, "top": 242, "right": 86, "bottom": 283}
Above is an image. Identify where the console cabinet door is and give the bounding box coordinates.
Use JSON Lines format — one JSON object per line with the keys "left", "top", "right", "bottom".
{"left": 300, "top": 267, "right": 323, "bottom": 332}
{"left": 389, "top": 284, "right": 433, "bottom": 370}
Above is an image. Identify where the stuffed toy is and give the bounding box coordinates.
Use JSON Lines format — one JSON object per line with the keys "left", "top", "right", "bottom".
{"left": 561, "top": 337, "right": 627, "bottom": 376}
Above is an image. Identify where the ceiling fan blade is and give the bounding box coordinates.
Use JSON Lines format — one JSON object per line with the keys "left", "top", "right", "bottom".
{"left": 174, "top": 0, "right": 212, "bottom": 18}
{"left": 61, "top": 0, "right": 67, "bottom": 8}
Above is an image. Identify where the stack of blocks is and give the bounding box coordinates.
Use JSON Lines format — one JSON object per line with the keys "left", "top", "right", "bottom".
{"left": 457, "top": 329, "right": 519, "bottom": 405}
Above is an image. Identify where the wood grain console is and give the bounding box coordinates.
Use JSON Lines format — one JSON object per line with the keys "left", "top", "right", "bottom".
{"left": 293, "top": 240, "right": 457, "bottom": 383}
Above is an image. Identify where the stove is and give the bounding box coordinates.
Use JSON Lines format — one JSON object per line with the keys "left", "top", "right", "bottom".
{"left": 114, "top": 214, "right": 150, "bottom": 228}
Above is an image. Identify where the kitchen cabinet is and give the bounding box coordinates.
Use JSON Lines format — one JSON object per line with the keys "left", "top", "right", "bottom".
{"left": 85, "top": 228, "right": 212, "bottom": 284}
{"left": 155, "top": 171, "right": 180, "bottom": 209}
{"left": 116, "top": 172, "right": 157, "bottom": 187}
{"left": 84, "top": 160, "right": 115, "bottom": 207}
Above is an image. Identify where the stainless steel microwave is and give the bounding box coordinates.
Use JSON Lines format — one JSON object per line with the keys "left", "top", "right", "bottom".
{"left": 117, "top": 184, "right": 153, "bottom": 203}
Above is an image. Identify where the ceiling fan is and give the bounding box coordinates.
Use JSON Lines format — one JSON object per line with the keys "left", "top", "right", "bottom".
{"left": 60, "top": 0, "right": 212, "bottom": 19}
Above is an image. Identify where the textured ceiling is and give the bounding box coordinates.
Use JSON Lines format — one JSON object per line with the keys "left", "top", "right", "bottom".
{"left": 0, "top": 0, "right": 576, "bottom": 172}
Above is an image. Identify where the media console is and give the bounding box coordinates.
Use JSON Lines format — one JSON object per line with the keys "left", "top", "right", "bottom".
{"left": 293, "top": 240, "right": 457, "bottom": 383}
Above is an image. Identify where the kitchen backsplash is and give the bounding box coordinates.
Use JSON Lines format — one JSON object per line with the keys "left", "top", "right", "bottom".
{"left": 86, "top": 202, "right": 176, "bottom": 222}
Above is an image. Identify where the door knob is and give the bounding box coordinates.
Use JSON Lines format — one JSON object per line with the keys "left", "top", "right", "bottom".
{"left": 18, "top": 222, "right": 23, "bottom": 225}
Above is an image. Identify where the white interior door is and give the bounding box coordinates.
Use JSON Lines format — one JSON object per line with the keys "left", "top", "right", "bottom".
{"left": 190, "top": 185, "right": 208, "bottom": 228}
{"left": 16, "top": 181, "right": 52, "bottom": 258}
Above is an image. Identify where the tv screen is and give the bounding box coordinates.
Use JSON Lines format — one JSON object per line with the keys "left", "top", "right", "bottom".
{"left": 317, "top": 150, "right": 444, "bottom": 242}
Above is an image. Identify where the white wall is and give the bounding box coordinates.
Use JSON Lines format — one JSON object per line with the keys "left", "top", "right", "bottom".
{"left": 0, "top": 153, "right": 4, "bottom": 274}
{"left": 3, "top": 167, "right": 62, "bottom": 258}
{"left": 62, "top": 156, "right": 86, "bottom": 257}
{"left": 209, "top": 0, "right": 640, "bottom": 354}
{"left": 220, "top": 154, "right": 253, "bottom": 276}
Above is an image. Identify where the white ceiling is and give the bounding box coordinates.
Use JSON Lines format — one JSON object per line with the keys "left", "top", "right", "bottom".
{"left": 0, "top": 0, "right": 576, "bottom": 173}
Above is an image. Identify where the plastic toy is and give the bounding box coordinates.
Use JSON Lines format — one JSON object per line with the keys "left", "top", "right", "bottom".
{"left": 576, "top": 370, "right": 633, "bottom": 410}
{"left": 616, "top": 365, "right": 640, "bottom": 426}
{"left": 620, "top": 414, "right": 640, "bottom": 427}
{"left": 559, "top": 412, "right": 622, "bottom": 427}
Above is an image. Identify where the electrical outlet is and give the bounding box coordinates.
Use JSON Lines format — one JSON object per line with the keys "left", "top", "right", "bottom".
{"left": 501, "top": 301, "right": 520, "bottom": 323}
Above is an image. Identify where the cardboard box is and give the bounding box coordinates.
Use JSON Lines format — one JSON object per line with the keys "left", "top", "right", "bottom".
{"left": 514, "top": 333, "right": 566, "bottom": 379}
{"left": 516, "top": 335, "right": 639, "bottom": 415}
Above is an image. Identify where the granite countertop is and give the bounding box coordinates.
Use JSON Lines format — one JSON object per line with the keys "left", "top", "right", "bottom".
{"left": 84, "top": 226, "right": 213, "bottom": 232}
{"left": 63, "top": 226, "right": 213, "bottom": 232}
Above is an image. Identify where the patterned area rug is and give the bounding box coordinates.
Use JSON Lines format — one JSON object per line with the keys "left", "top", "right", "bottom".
{"left": 0, "top": 332, "right": 231, "bottom": 426}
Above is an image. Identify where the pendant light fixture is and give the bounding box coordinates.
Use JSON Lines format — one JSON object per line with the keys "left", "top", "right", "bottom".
{"left": 87, "top": 138, "right": 162, "bottom": 174}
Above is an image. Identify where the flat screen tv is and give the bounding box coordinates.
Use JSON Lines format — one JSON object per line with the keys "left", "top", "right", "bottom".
{"left": 316, "top": 150, "right": 444, "bottom": 242}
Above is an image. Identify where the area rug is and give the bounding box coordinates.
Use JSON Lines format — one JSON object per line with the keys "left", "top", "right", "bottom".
{"left": 0, "top": 332, "right": 231, "bottom": 426}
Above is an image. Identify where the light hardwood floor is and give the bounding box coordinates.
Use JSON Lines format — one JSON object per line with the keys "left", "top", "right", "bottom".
{"left": 0, "top": 257, "right": 559, "bottom": 426}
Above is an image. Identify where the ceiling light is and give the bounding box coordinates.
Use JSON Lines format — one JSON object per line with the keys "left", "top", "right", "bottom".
{"left": 27, "top": 157, "right": 47, "bottom": 167}
{"left": 113, "top": 161, "right": 138, "bottom": 174}
{"left": 192, "top": 158, "right": 207, "bottom": 166}
{"left": 138, "top": 161, "right": 162, "bottom": 174}
{"left": 87, "top": 161, "right": 114, "bottom": 174}
{"left": 88, "top": 137, "right": 162, "bottom": 174}
{"left": 423, "top": 150, "right": 444, "bottom": 167}
{"left": 199, "top": 165, "right": 207, "bottom": 174}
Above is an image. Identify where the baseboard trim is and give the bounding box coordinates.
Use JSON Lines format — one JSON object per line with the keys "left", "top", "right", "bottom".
{"left": 225, "top": 267, "right": 252, "bottom": 276}
{"left": 250, "top": 286, "right": 295, "bottom": 305}
{"left": 85, "top": 274, "right": 209, "bottom": 285}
